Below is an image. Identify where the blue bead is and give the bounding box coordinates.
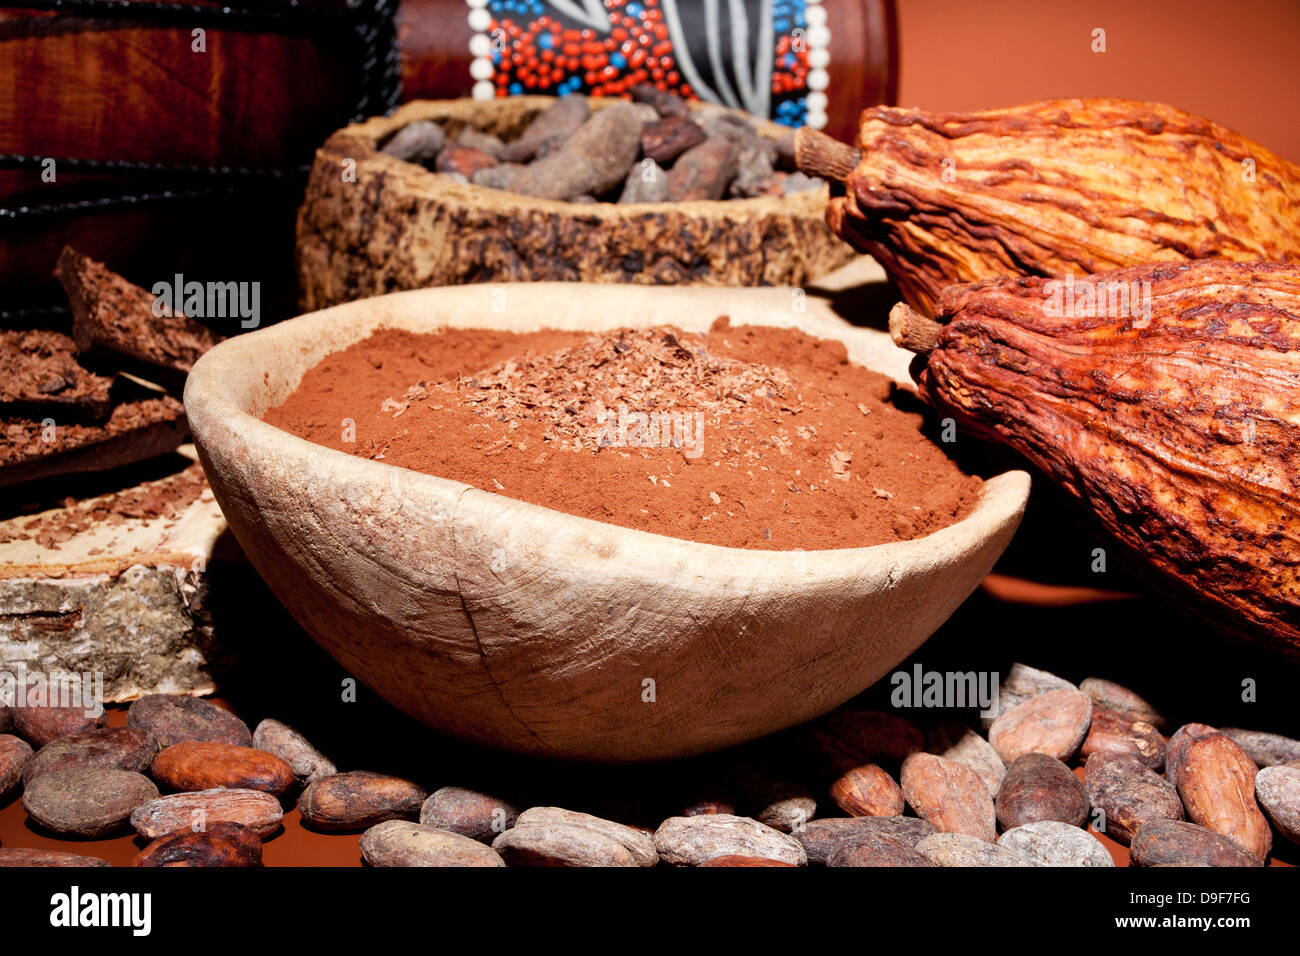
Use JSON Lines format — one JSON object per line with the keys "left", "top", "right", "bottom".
{"left": 539, "top": 33, "right": 554, "bottom": 49}
{"left": 610, "top": 52, "right": 627, "bottom": 69}
{"left": 509, "top": 82, "right": 523, "bottom": 95}
{"left": 774, "top": 17, "right": 790, "bottom": 31}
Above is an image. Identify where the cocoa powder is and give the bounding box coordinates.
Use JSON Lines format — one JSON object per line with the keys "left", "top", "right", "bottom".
{"left": 263, "top": 321, "right": 981, "bottom": 551}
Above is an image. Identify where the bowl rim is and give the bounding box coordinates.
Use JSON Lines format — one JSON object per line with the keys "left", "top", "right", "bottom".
{"left": 185, "top": 283, "right": 1030, "bottom": 571}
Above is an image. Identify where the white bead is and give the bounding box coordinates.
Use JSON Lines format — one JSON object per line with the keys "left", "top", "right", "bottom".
{"left": 805, "top": 4, "right": 827, "bottom": 27}
{"left": 807, "top": 24, "right": 831, "bottom": 48}
{"left": 469, "top": 33, "right": 492, "bottom": 58}
{"left": 808, "top": 48, "right": 830, "bottom": 69}
{"left": 807, "top": 68, "right": 830, "bottom": 91}
{"left": 806, "top": 91, "right": 828, "bottom": 112}
{"left": 467, "top": 8, "right": 491, "bottom": 31}
{"left": 807, "top": 109, "right": 828, "bottom": 130}
{"left": 470, "top": 57, "right": 494, "bottom": 81}
{"left": 466, "top": 0, "right": 488, "bottom": 8}
{"left": 472, "top": 80, "right": 496, "bottom": 101}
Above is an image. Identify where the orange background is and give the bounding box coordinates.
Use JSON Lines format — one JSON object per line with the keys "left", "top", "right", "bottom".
{"left": 894, "top": 0, "right": 1300, "bottom": 163}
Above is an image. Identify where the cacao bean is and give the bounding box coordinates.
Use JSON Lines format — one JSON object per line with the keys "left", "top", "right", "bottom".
{"left": 915, "top": 832, "right": 1041, "bottom": 867}
{"left": 152, "top": 741, "right": 295, "bottom": 797}
{"left": 131, "top": 788, "right": 284, "bottom": 840}
{"left": 1254, "top": 765, "right": 1300, "bottom": 846}
{"left": 12, "top": 703, "right": 106, "bottom": 748}
{"left": 508, "top": 807, "right": 657, "bottom": 867}
{"left": 1079, "top": 677, "right": 1166, "bottom": 730}
{"left": 380, "top": 121, "right": 445, "bottom": 163}
{"left": 1220, "top": 728, "right": 1300, "bottom": 768}
{"left": 630, "top": 83, "right": 689, "bottom": 119}
{"left": 1176, "top": 733, "right": 1272, "bottom": 861}
{"left": 996, "top": 753, "right": 1089, "bottom": 830}
{"left": 826, "top": 834, "right": 935, "bottom": 867}
{"left": 298, "top": 771, "right": 427, "bottom": 832}
{"left": 435, "top": 145, "right": 498, "bottom": 178}
{"left": 1084, "top": 751, "right": 1183, "bottom": 846}
{"left": 795, "top": 816, "right": 937, "bottom": 865}
{"left": 419, "top": 786, "right": 519, "bottom": 843}
{"left": 700, "top": 854, "right": 797, "bottom": 867}
{"left": 617, "top": 158, "right": 670, "bottom": 204}
{"left": 251, "top": 718, "right": 336, "bottom": 785}
{"left": 924, "top": 719, "right": 1005, "bottom": 797}
{"left": 1130, "top": 820, "right": 1264, "bottom": 867}
{"left": 0, "top": 705, "right": 10, "bottom": 733}
{"left": 654, "top": 815, "right": 806, "bottom": 867}
{"left": 361, "top": 820, "right": 506, "bottom": 867}
{"left": 23, "top": 768, "right": 158, "bottom": 838}
{"left": 981, "top": 663, "right": 1076, "bottom": 728}
{"left": 501, "top": 95, "right": 591, "bottom": 162}
{"left": 641, "top": 115, "right": 706, "bottom": 164}
{"left": 1166, "top": 722, "right": 1218, "bottom": 791}
{"left": 1080, "top": 707, "right": 1165, "bottom": 770}
{"left": 829, "top": 764, "right": 904, "bottom": 817}
{"left": 998, "top": 820, "right": 1114, "bottom": 867}
{"left": 454, "top": 127, "right": 507, "bottom": 159}
{"left": 23, "top": 726, "right": 157, "bottom": 785}
{"left": 492, "top": 807, "right": 655, "bottom": 867}
{"left": 132, "top": 821, "right": 262, "bottom": 867}
{"left": 1, "top": 733, "right": 33, "bottom": 800}
{"left": 666, "top": 136, "right": 740, "bottom": 202}
{"left": 900, "top": 752, "right": 996, "bottom": 842}
{"left": 0, "top": 848, "right": 111, "bottom": 867}
{"left": 127, "top": 694, "right": 251, "bottom": 749}
{"left": 988, "top": 688, "right": 1092, "bottom": 764}
{"left": 505, "top": 104, "right": 642, "bottom": 200}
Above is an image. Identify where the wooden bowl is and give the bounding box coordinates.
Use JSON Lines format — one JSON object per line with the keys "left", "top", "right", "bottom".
{"left": 295, "top": 96, "right": 857, "bottom": 311}
{"left": 185, "top": 282, "right": 1029, "bottom": 762}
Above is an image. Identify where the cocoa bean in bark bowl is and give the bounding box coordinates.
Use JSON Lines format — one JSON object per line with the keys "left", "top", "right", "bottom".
{"left": 295, "top": 95, "right": 856, "bottom": 312}
{"left": 184, "top": 281, "right": 1029, "bottom": 763}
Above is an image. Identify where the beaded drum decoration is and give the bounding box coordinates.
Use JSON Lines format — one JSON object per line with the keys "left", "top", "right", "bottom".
{"left": 465, "top": 0, "right": 833, "bottom": 129}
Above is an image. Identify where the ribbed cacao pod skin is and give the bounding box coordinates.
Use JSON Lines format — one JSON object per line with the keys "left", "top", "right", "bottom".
{"left": 905, "top": 259, "right": 1300, "bottom": 656}
{"left": 828, "top": 99, "right": 1300, "bottom": 316}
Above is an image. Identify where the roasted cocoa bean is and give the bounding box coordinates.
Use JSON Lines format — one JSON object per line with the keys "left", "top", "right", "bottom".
{"left": 982, "top": 663, "right": 1076, "bottom": 727}
{"left": 131, "top": 788, "right": 284, "bottom": 840}
{"left": 641, "top": 116, "right": 706, "bottom": 164}
{"left": 654, "top": 815, "right": 806, "bottom": 867}
{"left": 988, "top": 688, "right": 1092, "bottom": 763}
{"left": 1084, "top": 751, "right": 1183, "bottom": 845}
{"left": 23, "top": 768, "right": 158, "bottom": 838}
{"left": 829, "top": 764, "right": 904, "bottom": 817}
{"left": 132, "top": 821, "right": 262, "bottom": 867}
{"left": 1254, "top": 765, "right": 1300, "bottom": 846}
{"left": 924, "top": 720, "right": 1005, "bottom": 797}
{"left": 505, "top": 104, "right": 643, "bottom": 200}
{"left": 0, "top": 848, "right": 111, "bottom": 867}
{"left": 251, "top": 718, "right": 336, "bottom": 785}
{"left": 666, "top": 136, "right": 740, "bottom": 202}
{"left": 1130, "top": 820, "right": 1264, "bottom": 867}
{"left": 511, "top": 807, "right": 657, "bottom": 866}
{"left": 1079, "top": 677, "right": 1166, "bottom": 730}
{"left": 501, "top": 95, "right": 591, "bottom": 162}
{"left": 900, "top": 752, "right": 996, "bottom": 842}
{"left": 0, "top": 733, "right": 33, "bottom": 800}
{"left": 454, "top": 127, "right": 507, "bottom": 159}
{"left": 126, "top": 694, "right": 252, "bottom": 749}
{"left": 826, "top": 833, "right": 935, "bottom": 867}
{"left": 998, "top": 820, "right": 1114, "bottom": 867}
{"left": 419, "top": 786, "right": 519, "bottom": 843}
{"left": 795, "top": 816, "right": 937, "bottom": 865}
{"left": 298, "top": 771, "right": 427, "bottom": 832}
{"left": 23, "top": 726, "right": 157, "bottom": 785}
{"left": 12, "top": 703, "right": 106, "bottom": 748}
{"left": 915, "top": 832, "right": 1041, "bottom": 867}
{"left": 493, "top": 807, "right": 657, "bottom": 867}
{"left": 380, "top": 121, "right": 445, "bottom": 162}
{"left": 617, "top": 158, "right": 670, "bottom": 203}
{"left": 435, "top": 145, "right": 498, "bottom": 178}
{"left": 1176, "top": 733, "right": 1272, "bottom": 861}
{"left": 630, "top": 82, "right": 689, "bottom": 119}
{"left": 1080, "top": 707, "right": 1165, "bottom": 770}
{"left": 152, "top": 741, "right": 295, "bottom": 797}
{"left": 995, "top": 753, "right": 1089, "bottom": 830}
{"left": 1165, "top": 722, "right": 1217, "bottom": 791}
{"left": 700, "top": 854, "right": 798, "bottom": 866}
{"left": 361, "top": 820, "right": 506, "bottom": 867}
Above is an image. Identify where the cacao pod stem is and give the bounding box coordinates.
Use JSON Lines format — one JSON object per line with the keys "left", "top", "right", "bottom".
{"left": 794, "top": 127, "right": 861, "bottom": 184}
{"left": 889, "top": 302, "right": 943, "bottom": 355}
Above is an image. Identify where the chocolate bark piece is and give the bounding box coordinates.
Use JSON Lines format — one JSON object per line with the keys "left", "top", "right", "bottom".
{"left": 0, "top": 392, "right": 188, "bottom": 490}
{"left": 56, "top": 246, "right": 222, "bottom": 388}
{"left": 0, "top": 330, "right": 114, "bottom": 419}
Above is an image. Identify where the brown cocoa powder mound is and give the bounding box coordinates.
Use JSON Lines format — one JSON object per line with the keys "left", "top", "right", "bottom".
{"left": 263, "top": 322, "right": 982, "bottom": 550}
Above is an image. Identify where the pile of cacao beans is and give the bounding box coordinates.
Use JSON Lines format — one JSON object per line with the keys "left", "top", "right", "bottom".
{"left": 1, "top": 662, "right": 1296, "bottom": 867}
{"left": 381, "top": 86, "right": 823, "bottom": 205}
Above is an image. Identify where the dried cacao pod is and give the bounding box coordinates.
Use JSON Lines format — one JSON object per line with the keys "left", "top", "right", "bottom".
{"left": 798, "top": 99, "right": 1300, "bottom": 316}
{"left": 890, "top": 258, "right": 1300, "bottom": 655}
